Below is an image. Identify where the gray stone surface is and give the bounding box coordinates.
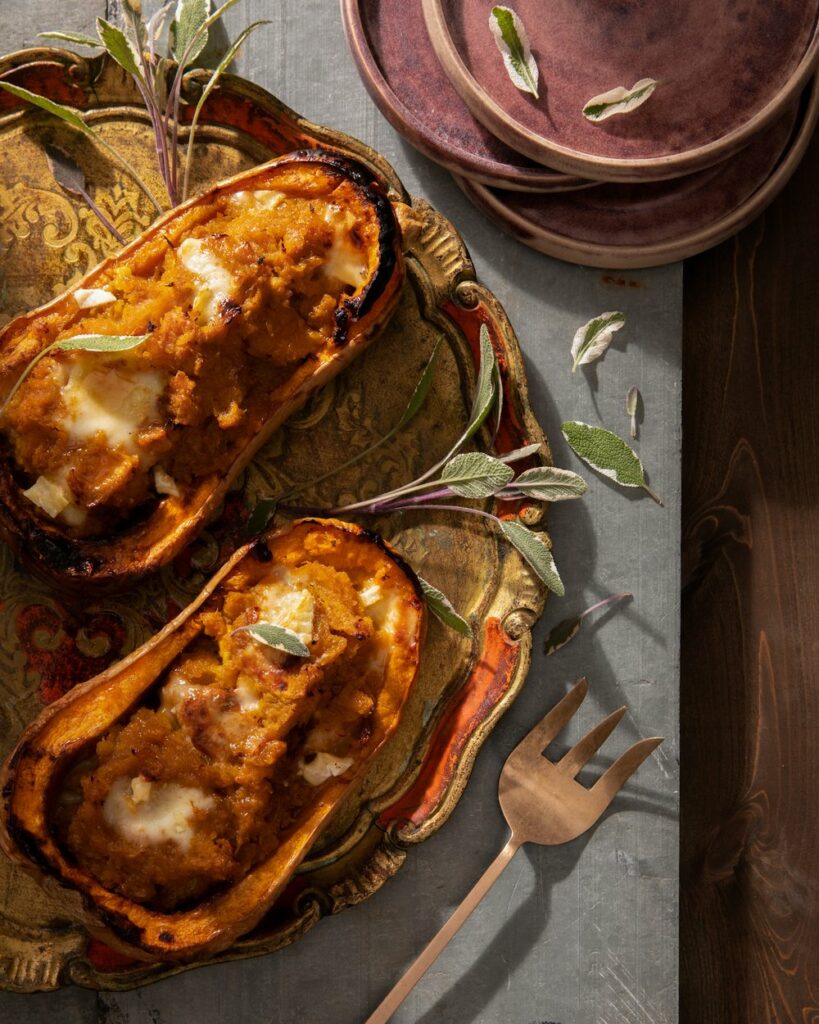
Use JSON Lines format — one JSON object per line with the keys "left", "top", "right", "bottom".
{"left": 0, "top": 2, "right": 680, "bottom": 1021}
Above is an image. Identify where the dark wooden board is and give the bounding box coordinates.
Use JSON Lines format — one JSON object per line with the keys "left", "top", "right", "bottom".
{"left": 681, "top": 124, "right": 819, "bottom": 1021}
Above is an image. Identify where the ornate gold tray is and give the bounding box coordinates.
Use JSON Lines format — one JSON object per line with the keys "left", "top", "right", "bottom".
{"left": 0, "top": 49, "right": 551, "bottom": 991}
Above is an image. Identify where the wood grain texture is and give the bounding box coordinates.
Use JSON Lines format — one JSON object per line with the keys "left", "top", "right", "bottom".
{"left": 681, "top": 125, "right": 819, "bottom": 1022}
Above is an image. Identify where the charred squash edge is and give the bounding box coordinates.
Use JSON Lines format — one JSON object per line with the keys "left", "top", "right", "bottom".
{"left": 0, "top": 150, "right": 404, "bottom": 590}
{"left": 0, "top": 517, "right": 425, "bottom": 962}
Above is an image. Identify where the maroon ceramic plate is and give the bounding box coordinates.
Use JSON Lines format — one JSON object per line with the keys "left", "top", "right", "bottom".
{"left": 341, "top": 0, "right": 590, "bottom": 192}
{"left": 424, "top": 0, "right": 819, "bottom": 182}
{"left": 453, "top": 77, "right": 819, "bottom": 268}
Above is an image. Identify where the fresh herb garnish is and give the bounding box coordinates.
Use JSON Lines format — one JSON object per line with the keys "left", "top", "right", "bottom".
{"left": 489, "top": 6, "right": 539, "bottom": 99}
{"left": 232, "top": 622, "right": 310, "bottom": 658}
{"left": 561, "top": 420, "right": 662, "bottom": 505}
{"left": 544, "top": 592, "right": 632, "bottom": 656}
{"left": 626, "top": 385, "right": 640, "bottom": 439}
{"left": 571, "top": 311, "right": 625, "bottom": 372}
{"left": 417, "top": 576, "right": 472, "bottom": 637}
{"left": 582, "top": 79, "right": 657, "bottom": 122}
{"left": 0, "top": 333, "right": 149, "bottom": 417}
{"left": 32, "top": 1, "right": 271, "bottom": 209}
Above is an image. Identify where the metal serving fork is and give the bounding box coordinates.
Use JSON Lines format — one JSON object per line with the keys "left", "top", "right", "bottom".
{"left": 365, "top": 677, "right": 663, "bottom": 1024}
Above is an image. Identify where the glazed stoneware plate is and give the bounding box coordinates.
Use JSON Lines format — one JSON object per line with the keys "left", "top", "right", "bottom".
{"left": 0, "top": 49, "right": 550, "bottom": 991}
{"left": 341, "top": 0, "right": 590, "bottom": 192}
{"left": 423, "top": 0, "right": 819, "bottom": 182}
{"left": 454, "top": 76, "right": 819, "bottom": 269}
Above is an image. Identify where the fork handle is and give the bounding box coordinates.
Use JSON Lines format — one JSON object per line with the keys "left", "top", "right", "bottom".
{"left": 364, "top": 835, "right": 522, "bottom": 1024}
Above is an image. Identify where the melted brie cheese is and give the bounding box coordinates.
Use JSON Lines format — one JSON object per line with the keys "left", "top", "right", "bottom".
{"left": 257, "top": 581, "right": 315, "bottom": 646}
{"left": 231, "top": 188, "right": 288, "bottom": 211}
{"left": 22, "top": 468, "right": 87, "bottom": 525}
{"left": 300, "top": 752, "right": 354, "bottom": 787}
{"left": 322, "top": 206, "right": 368, "bottom": 288}
{"left": 177, "top": 237, "right": 235, "bottom": 324}
{"left": 103, "top": 776, "right": 213, "bottom": 850}
{"left": 61, "top": 360, "right": 165, "bottom": 457}
{"left": 74, "top": 287, "right": 117, "bottom": 309}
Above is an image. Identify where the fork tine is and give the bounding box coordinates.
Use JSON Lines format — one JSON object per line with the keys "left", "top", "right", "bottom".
{"left": 511, "top": 677, "right": 588, "bottom": 760}
{"left": 590, "top": 736, "right": 664, "bottom": 808}
{"left": 557, "top": 705, "right": 627, "bottom": 778}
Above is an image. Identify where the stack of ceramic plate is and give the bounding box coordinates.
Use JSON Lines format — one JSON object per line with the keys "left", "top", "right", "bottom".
{"left": 342, "top": 0, "right": 819, "bottom": 268}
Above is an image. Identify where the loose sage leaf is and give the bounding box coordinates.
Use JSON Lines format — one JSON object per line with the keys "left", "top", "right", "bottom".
{"left": 544, "top": 591, "right": 632, "bottom": 656}
{"left": 505, "top": 465, "right": 587, "bottom": 501}
{"left": 440, "top": 451, "right": 514, "bottom": 498}
{"left": 489, "top": 6, "right": 539, "bottom": 99}
{"left": 395, "top": 341, "right": 440, "bottom": 432}
{"left": 463, "top": 324, "right": 497, "bottom": 442}
{"left": 0, "top": 82, "right": 93, "bottom": 135}
{"left": 418, "top": 576, "right": 472, "bottom": 637}
{"left": 54, "top": 333, "right": 148, "bottom": 353}
{"left": 500, "top": 520, "right": 564, "bottom": 595}
{"left": 543, "top": 615, "right": 582, "bottom": 656}
{"left": 181, "top": 19, "right": 271, "bottom": 200}
{"left": 627, "top": 385, "right": 640, "bottom": 439}
{"left": 245, "top": 497, "right": 277, "bottom": 537}
{"left": 96, "top": 18, "right": 144, "bottom": 80}
{"left": 561, "top": 421, "right": 663, "bottom": 505}
{"left": 39, "top": 31, "right": 102, "bottom": 47}
{"left": 43, "top": 143, "right": 86, "bottom": 197}
{"left": 571, "top": 310, "right": 625, "bottom": 372}
{"left": 233, "top": 622, "right": 310, "bottom": 658}
{"left": 582, "top": 79, "right": 657, "bottom": 122}
{"left": 171, "top": 0, "right": 210, "bottom": 65}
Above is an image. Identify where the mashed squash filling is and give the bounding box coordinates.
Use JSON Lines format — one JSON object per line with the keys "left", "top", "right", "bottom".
{"left": 56, "top": 545, "right": 403, "bottom": 911}
{"left": 0, "top": 166, "right": 377, "bottom": 537}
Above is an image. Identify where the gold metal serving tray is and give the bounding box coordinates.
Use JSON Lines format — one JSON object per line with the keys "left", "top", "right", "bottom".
{"left": 0, "top": 49, "right": 551, "bottom": 991}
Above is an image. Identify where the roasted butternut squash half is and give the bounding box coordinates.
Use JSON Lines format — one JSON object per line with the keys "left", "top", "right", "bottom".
{"left": 0, "top": 518, "right": 424, "bottom": 961}
{"left": 0, "top": 150, "right": 403, "bottom": 588}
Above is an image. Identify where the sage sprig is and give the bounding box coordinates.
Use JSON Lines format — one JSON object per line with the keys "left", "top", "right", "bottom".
{"left": 582, "top": 79, "right": 657, "bottom": 122}
{"left": 232, "top": 622, "right": 310, "bottom": 658}
{"left": 561, "top": 420, "right": 662, "bottom": 505}
{"left": 0, "top": 333, "right": 148, "bottom": 417}
{"left": 571, "top": 311, "right": 625, "bottom": 372}
{"left": 489, "top": 6, "right": 539, "bottom": 99}
{"left": 35, "top": 0, "right": 270, "bottom": 208}
{"left": 544, "top": 591, "right": 632, "bottom": 656}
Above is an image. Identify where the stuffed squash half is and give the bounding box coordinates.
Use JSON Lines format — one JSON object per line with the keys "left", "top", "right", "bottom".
{"left": 0, "top": 518, "right": 424, "bottom": 961}
{"left": 0, "top": 150, "right": 403, "bottom": 588}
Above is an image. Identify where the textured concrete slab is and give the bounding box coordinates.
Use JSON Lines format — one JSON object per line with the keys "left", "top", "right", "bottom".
{"left": 0, "top": 2, "right": 680, "bottom": 1022}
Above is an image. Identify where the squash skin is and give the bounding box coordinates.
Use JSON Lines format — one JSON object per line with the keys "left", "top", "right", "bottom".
{"left": 0, "top": 151, "right": 404, "bottom": 591}
{"left": 0, "top": 518, "right": 425, "bottom": 962}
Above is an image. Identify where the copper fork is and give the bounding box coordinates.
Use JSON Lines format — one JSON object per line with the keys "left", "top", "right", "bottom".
{"left": 365, "top": 677, "right": 663, "bottom": 1024}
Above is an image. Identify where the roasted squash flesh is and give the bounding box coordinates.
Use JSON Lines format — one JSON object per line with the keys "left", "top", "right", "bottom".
{"left": 0, "top": 151, "right": 403, "bottom": 586}
{"left": 1, "top": 519, "right": 424, "bottom": 960}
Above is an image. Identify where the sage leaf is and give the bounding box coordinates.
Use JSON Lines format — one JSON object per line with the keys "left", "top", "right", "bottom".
{"left": 504, "top": 465, "right": 587, "bottom": 501}
{"left": 181, "top": 19, "right": 271, "bottom": 200}
{"left": 245, "top": 497, "right": 277, "bottom": 538}
{"left": 171, "top": 0, "right": 210, "bottom": 65}
{"left": 543, "top": 616, "right": 581, "bottom": 656}
{"left": 440, "top": 452, "right": 514, "bottom": 498}
{"left": 395, "top": 341, "right": 440, "bottom": 432}
{"left": 500, "top": 520, "right": 564, "bottom": 595}
{"left": 499, "top": 442, "right": 542, "bottom": 464}
{"left": 561, "top": 421, "right": 662, "bottom": 505}
{"left": 96, "top": 18, "right": 144, "bottom": 81}
{"left": 463, "top": 323, "right": 497, "bottom": 442}
{"left": 39, "top": 31, "right": 102, "bottom": 48}
{"left": 571, "top": 311, "right": 625, "bottom": 372}
{"left": 544, "top": 591, "right": 632, "bottom": 656}
{"left": 233, "top": 622, "right": 310, "bottom": 658}
{"left": 54, "top": 333, "right": 148, "bottom": 353}
{"left": 582, "top": 79, "right": 657, "bottom": 122}
{"left": 489, "top": 6, "right": 539, "bottom": 99}
{"left": 418, "top": 576, "right": 472, "bottom": 637}
{"left": 626, "top": 385, "right": 640, "bottom": 439}
{"left": 490, "top": 359, "right": 503, "bottom": 445}
{"left": 0, "top": 82, "right": 93, "bottom": 136}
